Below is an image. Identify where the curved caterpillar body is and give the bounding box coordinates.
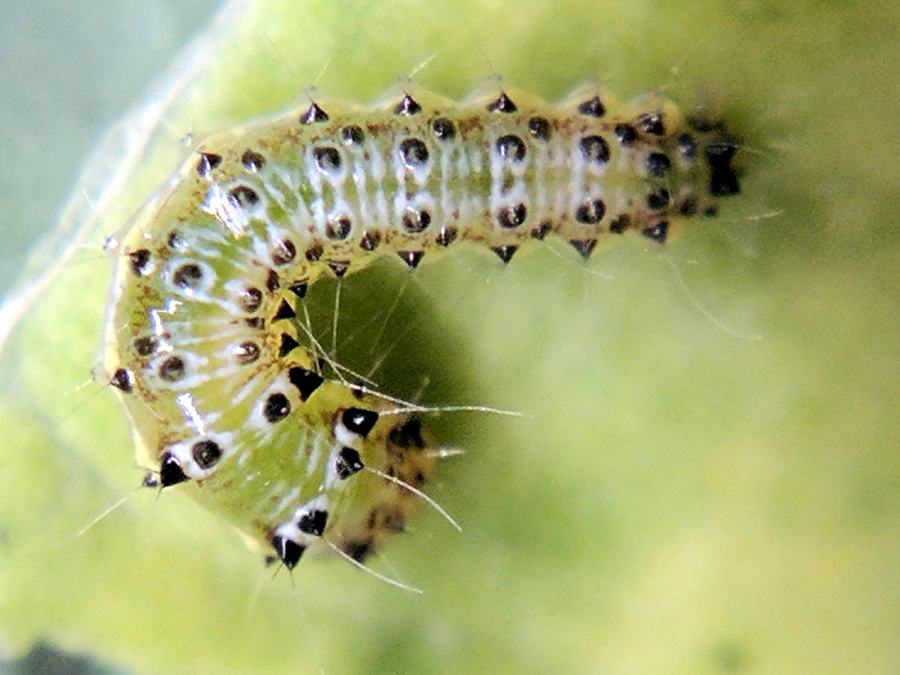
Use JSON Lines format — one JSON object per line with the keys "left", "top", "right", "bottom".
{"left": 103, "top": 84, "right": 740, "bottom": 570}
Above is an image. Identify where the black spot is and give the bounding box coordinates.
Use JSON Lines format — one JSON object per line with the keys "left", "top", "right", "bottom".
{"left": 342, "top": 407, "right": 379, "bottom": 438}
{"left": 298, "top": 509, "right": 329, "bottom": 536}
{"left": 128, "top": 249, "right": 151, "bottom": 277}
{"left": 172, "top": 263, "right": 203, "bottom": 290}
{"left": 313, "top": 146, "right": 342, "bottom": 173}
{"left": 336, "top": 447, "right": 364, "bottom": 479}
{"left": 241, "top": 149, "right": 265, "bottom": 171}
{"left": 228, "top": 185, "right": 259, "bottom": 208}
{"left": 431, "top": 117, "right": 456, "bottom": 140}
{"left": 677, "top": 133, "right": 697, "bottom": 159}
{"left": 341, "top": 125, "right": 365, "bottom": 145}
{"left": 435, "top": 227, "right": 457, "bottom": 247}
{"left": 679, "top": 198, "right": 698, "bottom": 216}
{"left": 614, "top": 123, "right": 637, "bottom": 146}
{"left": 705, "top": 138, "right": 740, "bottom": 196}
{"left": 289, "top": 281, "right": 308, "bottom": 299}
{"left": 245, "top": 317, "right": 265, "bottom": 330}
{"left": 326, "top": 216, "right": 352, "bottom": 240}
{"left": 133, "top": 336, "right": 158, "bottom": 356}
{"left": 578, "top": 96, "right": 605, "bottom": 117}
{"left": 647, "top": 188, "right": 671, "bottom": 210}
{"left": 271, "top": 239, "right": 296, "bottom": 265}
{"left": 394, "top": 93, "right": 421, "bottom": 115}
{"left": 636, "top": 111, "right": 665, "bottom": 136}
{"left": 159, "top": 452, "right": 188, "bottom": 487}
{"left": 305, "top": 245, "right": 323, "bottom": 262}
{"left": 233, "top": 341, "right": 260, "bottom": 364}
{"left": 288, "top": 366, "right": 323, "bottom": 401}
{"left": 398, "top": 250, "right": 424, "bottom": 269}
{"left": 263, "top": 393, "right": 291, "bottom": 423}
{"left": 360, "top": 230, "right": 381, "bottom": 251}
{"left": 704, "top": 205, "right": 719, "bottom": 217}
{"left": 402, "top": 208, "right": 431, "bottom": 233}
{"left": 191, "top": 440, "right": 222, "bottom": 470}
{"left": 579, "top": 135, "right": 610, "bottom": 164}
{"left": 300, "top": 102, "right": 328, "bottom": 124}
{"left": 531, "top": 221, "right": 552, "bottom": 240}
{"left": 497, "top": 203, "right": 527, "bottom": 228}
{"left": 388, "top": 417, "right": 425, "bottom": 449}
{"left": 487, "top": 91, "right": 517, "bottom": 113}
{"left": 569, "top": 239, "right": 597, "bottom": 259}
{"left": 279, "top": 333, "right": 300, "bottom": 357}
{"left": 399, "top": 138, "right": 429, "bottom": 167}
{"left": 646, "top": 152, "right": 672, "bottom": 177}
{"left": 270, "top": 535, "right": 305, "bottom": 569}
{"left": 327, "top": 261, "right": 350, "bottom": 278}
{"left": 528, "top": 116, "right": 551, "bottom": 141}
{"left": 609, "top": 214, "right": 631, "bottom": 234}
{"left": 575, "top": 199, "right": 606, "bottom": 224}
{"left": 196, "top": 152, "right": 222, "bottom": 178}
{"left": 141, "top": 473, "right": 159, "bottom": 489}
{"left": 272, "top": 300, "right": 295, "bottom": 321}
{"left": 158, "top": 356, "right": 185, "bottom": 382}
{"left": 343, "top": 539, "right": 374, "bottom": 563}
{"left": 496, "top": 134, "right": 526, "bottom": 162}
{"left": 238, "top": 287, "right": 262, "bottom": 313}
{"left": 263, "top": 555, "right": 277, "bottom": 567}
{"left": 109, "top": 368, "right": 133, "bottom": 393}
{"left": 641, "top": 221, "right": 669, "bottom": 243}
{"left": 266, "top": 269, "right": 280, "bottom": 292}
{"left": 492, "top": 245, "right": 517, "bottom": 264}
{"left": 167, "top": 230, "right": 185, "bottom": 250}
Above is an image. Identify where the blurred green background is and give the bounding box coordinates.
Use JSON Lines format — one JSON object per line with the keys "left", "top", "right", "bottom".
{"left": 0, "top": 1, "right": 897, "bottom": 674}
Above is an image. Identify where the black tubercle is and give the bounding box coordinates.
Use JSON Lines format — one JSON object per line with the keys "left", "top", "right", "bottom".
{"left": 288, "top": 281, "right": 308, "bottom": 299}
{"left": 128, "top": 249, "right": 151, "bottom": 277}
{"left": 492, "top": 245, "right": 518, "bottom": 264}
{"left": 241, "top": 149, "right": 265, "bottom": 171}
{"left": 159, "top": 452, "right": 188, "bottom": 487}
{"left": 336, "top": 447, "right": 365, "bottom": 479}
{"left": 263, "top": 393, "right": 291, "bottom": 424}
{"left": 636, "top": 111, "right": 665, "bottom": 136}
{"left": 569, "top": 239, "right": 597, "bottom": 259}
{"left": 270, "top": 535, "right": 305, "bottom": 569}
{"left": 394, "top": 94, "right": 422, "bottom": 116}
{"left": 578, "top": 96, "right": 605, "bottom": 117}
{"left": 342, "top": 407, "right": 379, "bottom": 438}
{"left": 705, "top": 137, "right": 741, "bottom": 196}
{"left": 279, "top": 333, "right": 300, "bottom": 357}
{"left": 109, "top": 368, "right": 133, "bottom": 393}
{"left": 298, "top": 509, "right": 329, "bottom": 536}
{"left": 487, "top": 91, "right": 517, "bottom": 113}
{"left": 300, "top": 102, "right": 329, "bottom": 124}
{"left": 288, "top": 367, "right": 324, "bottom": 401}
{"left": 191, "top": 440, "right": 222, "bottom": 470}
{"left": 641, "top": 221, "right": 669, "bottom": 243}
{"left": 328, "top": 261, "right": 350, "bottom": 278}
{"left": 528, "top": 116, "right": 551, "bottom": 141}
{"left": 273, "top": 300, "right": 296, "bottom": 321}
{"left": 435, "top": 227, "right": 457, "bottom": 247}
{"left": 398, "top": 250, "right": 424, "bottom": 269}
{"left": 196, "top": 152, "right": 222, "bottom": 177}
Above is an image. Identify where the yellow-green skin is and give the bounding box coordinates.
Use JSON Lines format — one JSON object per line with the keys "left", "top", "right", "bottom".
{"left": 103, "top": 84, "right": 739, "bottom": 566}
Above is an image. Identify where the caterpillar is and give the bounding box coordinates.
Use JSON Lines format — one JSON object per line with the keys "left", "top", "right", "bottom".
{"left": 102, "top": 83, "right": 740, "bottom": 572}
